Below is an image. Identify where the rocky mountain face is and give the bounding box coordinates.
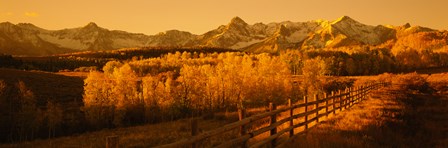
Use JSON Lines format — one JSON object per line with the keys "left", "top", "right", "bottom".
{"left": 0, "top": 16, "right": 447, "bottom": 56}
{"left": 0, "top": 22, "right": 74, "bottom": 55}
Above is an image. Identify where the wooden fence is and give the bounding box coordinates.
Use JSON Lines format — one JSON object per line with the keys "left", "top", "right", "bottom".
{"left": 107, "top": 82, "right": 388, "bottom": 148}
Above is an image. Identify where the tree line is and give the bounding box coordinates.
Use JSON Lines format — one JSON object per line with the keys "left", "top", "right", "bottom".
{"left": 0, "top": 47, "right": 237, "bottom": 72}
{"left": 280, "top": 46, "right": 448, "bottom": 76}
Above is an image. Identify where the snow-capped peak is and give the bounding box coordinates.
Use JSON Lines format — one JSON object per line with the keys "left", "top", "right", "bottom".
{"left": 222, "top": 16, "right": 251, "bottom": 36}
{"left": 331, "top": 15, "right": 358, "bottom": 25}
{"left": 228, "top": 16, "right": 248, "bottom": 28}
{"left": 17, "top": 23, "right": 43, "bottom": 31}
{"left": 83, "top": 22, "right": 100, "bottom": 29}
{"left": 156, "top": 29, "right": 193, "bottom": 37}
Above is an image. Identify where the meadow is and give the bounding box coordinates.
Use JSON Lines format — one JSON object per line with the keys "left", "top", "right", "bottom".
{"left": 283, "top": 72, "right": 448, "bottom": 147}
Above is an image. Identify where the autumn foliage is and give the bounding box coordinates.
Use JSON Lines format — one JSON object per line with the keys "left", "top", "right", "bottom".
{"left": 82, "top": 52, "right": 292, "bottom": 127}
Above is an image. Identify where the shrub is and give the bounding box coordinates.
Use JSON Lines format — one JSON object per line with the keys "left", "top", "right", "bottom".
{"left": 323, "top": 78, "right": 355, "bottom": 93}
{"left": 393, "top": 72, "right": 431, "bottom": 93}
{"left": 301, "top": 57, "right": 328, "bottom": 96}
{"left": 426, "top": 73, "right": 448, "bottom": 94}
{"left": 377, "top": 73, "right": 395, "bottom": 84}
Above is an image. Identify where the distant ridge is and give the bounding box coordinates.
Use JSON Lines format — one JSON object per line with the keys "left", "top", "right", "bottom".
{"left": 0, "top": 16, "right": 447, "bottom": 56}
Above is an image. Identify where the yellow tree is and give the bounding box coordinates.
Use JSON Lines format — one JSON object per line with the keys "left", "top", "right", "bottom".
{"left": 253, "top": 54, "right": 292, "bottom": 105}
{"left": 301, "top": 57, "right": 328, "bottom": 98}
{"left": 103, "top": 61, "right": 123, "bottom": 75}
{"left": 176, "top": 64, "right": 209, "bottom": 115}
{"left": 197, "top": 65, "right": 215, "bottom": 112}
{"left": 84, "top": 63, "right": 142, "bottom": 127}
{"left": 213, "top": 62, "right": 230, "bottom": 110}
{"left": 280, "top": 50, "right": 303, "bottom": 75}
{"left": 200, "top": 65, "right": 216, "bottom": 111}
{"left": 142, "top": 75, "right": 160, "bottom": 122}
{"left": 142, "top": 73, "right": 174, "bottom": 122}
{"left": 222, "top": 53, "right": 243, "bottom": 109}
{"left": 111, "top": 63, "right": 141, "bottom": 126}
{"left": 83, "top": 71, "right": 115, "bottom": 128}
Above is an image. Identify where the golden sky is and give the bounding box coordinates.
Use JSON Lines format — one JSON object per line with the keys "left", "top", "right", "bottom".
{"left": 1, "top": 0, "right": 447, "bottom": 35}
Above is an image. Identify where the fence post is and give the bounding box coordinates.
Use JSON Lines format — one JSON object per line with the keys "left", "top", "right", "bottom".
{"left": 346, "top": 88, "right": 350, "bottom": 109}
{"left": 367, "top": 85, "right": 369, "bottom": 99}
{"left": 354, "top": 87, "right": 357, "bottom": 105}
{"left": 357, "top": 86, "right": 361, "bottom": 103}
{"left": 352, "top": 87, "right": 355, "bottom": 105}
{"left": 368, "top": 84, "right": 371, "bottom": 97}
{"left": 238, "top": 108, "right": 247, "bottom": 148}
{"left": 355, "top": 86, "right": 361, "bottom": 103}
{"left": 314, "top": 94, "right": 319, "bottom": 123}
{"left": 367, "top": 84, "right": 370, "bottom": 98}
{"left": 365, "top": 85, "right": 368, "bottom": 99}
{"left": 368, "top": 84, "right": 371, "bottom": 96}
{"left": 106, "top": 136, "right": 119, "bottom": 148}
{"left": 332, "top": 91, "right": 336, "bottom": 115}
{"left": 350, "top": 87, "right": 354, "bottom": 106}
{"left": 349, "top": 87, "right": 353, "bottom": 107}
{"left": 288, "top": 99, "right": 294, "bottom": 137}
{"left": 304, "top": 96, "right": 308, "bottom": 130}
{"left": 269, "top": 102, "right": 277, "bottom": 147}
{"left": 339, "top": 90, "right": 343, "bottom": 112}
{"left": 324, "top": 93, "right": 328, "bottom": 118}
{"left": 191, "top": 119, "right": 198, "bottom": 148}
{"left": 360, "top": 86, "right": 364, "bottom": 101}
{"left": 345, "top": 88, "right": 348, "bottom": 108}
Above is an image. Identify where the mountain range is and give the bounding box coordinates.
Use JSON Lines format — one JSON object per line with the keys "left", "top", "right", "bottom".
{"left": 0, "top": 16, "right": 447, "bottom": 56}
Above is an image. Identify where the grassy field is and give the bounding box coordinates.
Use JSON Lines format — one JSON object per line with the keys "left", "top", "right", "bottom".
{"left": 56, "top": 71, "right": 89, "bottom": 79}
{"left": 282, "top": 73, "right": 448, "bottom": 147}
{"left": 1, "top": 117, "right": 236, "bottom": 148}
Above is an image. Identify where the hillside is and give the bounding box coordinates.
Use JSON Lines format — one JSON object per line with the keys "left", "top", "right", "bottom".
{"left": 1, "top": 16, "right": 447, "bottom": 56}
{"left": 0, "top": 68, "right": 83, "bottom": 104}
{"left": 0, "top": 68, "right": 85, "bottom": 141}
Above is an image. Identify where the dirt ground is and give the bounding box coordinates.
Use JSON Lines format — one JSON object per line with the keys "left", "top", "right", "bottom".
{"left": 282, "top": 84, "right": 448, "bottom": 148}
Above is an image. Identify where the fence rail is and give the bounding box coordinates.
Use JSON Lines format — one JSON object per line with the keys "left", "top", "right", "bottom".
{"left": 107, "top": 82, "right": 387, "bottom": 148}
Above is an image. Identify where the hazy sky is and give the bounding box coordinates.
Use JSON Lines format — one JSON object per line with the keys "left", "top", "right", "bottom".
{"left": 1, "top": 0, "right": 447, "bottom": 35}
